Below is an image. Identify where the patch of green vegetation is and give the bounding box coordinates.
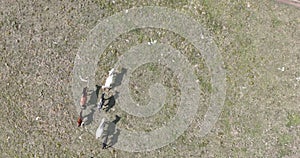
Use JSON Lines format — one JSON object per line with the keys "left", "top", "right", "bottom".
{"left": 200, "top": 0, "right": 223, "bottom": 34}
{"left": 56, "top": 142, "right": 62, "bottom": 148}
{"left": 271, "top": 17, "right": 282, "bottom": 28}
{"left": 241, "top": 147, "right": 247, "bottom": 152}
{"left": 286, "top": 112, "right": 300, "bottom": 128}
{"left": 270, "top": 10, "right": 283, "bottom": 28}
{"left": 198, "top": 76, "right": 212, "bottom": 93}
{"left": 148, "top": 63, "right": 158, "bottom": 72}
{"left": 278, "top": 148, "right": 292, "bottom": 158}
{"left": 246, "top": 123, "right": 262, "bottom": 138}
{"left": 199, "top": 139, "right": 209, "bottom": 148}
{"left": 278, "top": 134, "right": 292, "bottom": 146}
{"left": 138, "top": 33, "right": 144, "bottom": 43}
{"left": 0, "top": 20, "right": 3, "bottom": 29}
{"left": 222, "top": 118, "right": 231, "bottom": 135}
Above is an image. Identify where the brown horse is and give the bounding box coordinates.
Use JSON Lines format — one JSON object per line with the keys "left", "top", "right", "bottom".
{"left": 80, "top": 87, "right": 88, "bottom": 108}
{"left": 77, "top": 110, "right": 83, "bottom": 127}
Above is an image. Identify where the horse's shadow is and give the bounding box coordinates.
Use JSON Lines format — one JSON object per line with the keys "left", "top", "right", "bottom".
{"left": 88, "top": 85, "right": 101, "bottom": 105}
{"left": 82, "top": 108, "right": 95, "bottom": 126}
{"left": 102, "top": 115, "right": 121, "bottom": 148}
{"left": 112, "top": 68, "right": 127, "bottom": 88}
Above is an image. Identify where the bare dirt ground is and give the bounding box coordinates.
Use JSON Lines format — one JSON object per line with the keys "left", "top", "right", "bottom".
{"left": 1, "top": 0, "right": 299, "bottom": 157}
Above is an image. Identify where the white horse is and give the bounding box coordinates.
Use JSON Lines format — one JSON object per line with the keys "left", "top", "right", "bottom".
{"left": 102, "top": 68, "right": 115, "bottom": 90}
{"left": 96, "top": 118, "right": 106, "bottom": 139}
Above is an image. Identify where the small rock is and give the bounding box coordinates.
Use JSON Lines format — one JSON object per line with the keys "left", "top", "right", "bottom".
{"left": 247, "top": 2, "right": 251, "bottom": 8}
{"left": 35, "top": 116, "right": 41, "bottom": 121}
{"left": 277, "top": 67, "right": 285, "bottom": 72}
{"left": 148, "top": 39, "right": 157, "bottom": 45}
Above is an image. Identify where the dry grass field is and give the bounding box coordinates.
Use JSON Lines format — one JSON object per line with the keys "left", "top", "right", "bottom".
{"left": 1, "top": 0, "right": 299, "bottom": 157}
